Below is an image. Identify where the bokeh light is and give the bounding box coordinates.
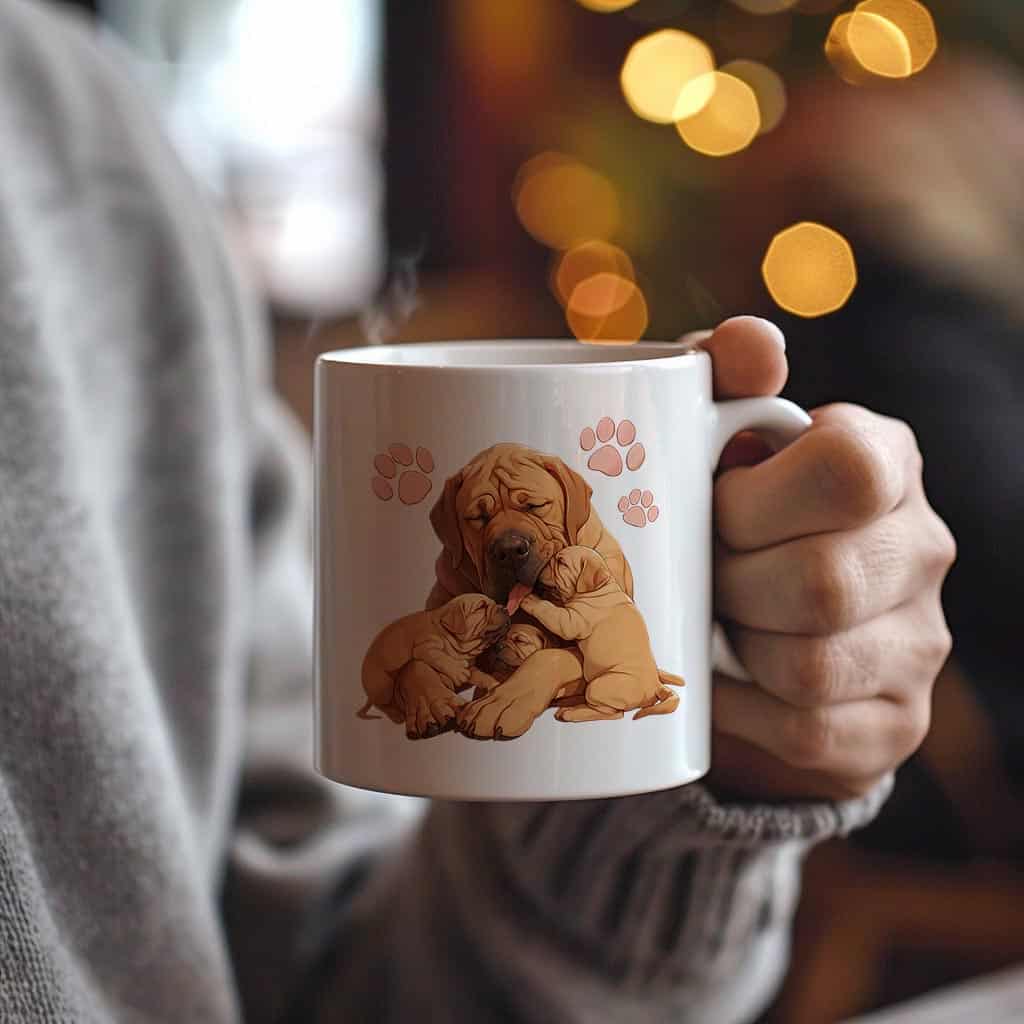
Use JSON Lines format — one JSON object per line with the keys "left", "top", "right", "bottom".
{"left": 567, "top": 273, "right": 649, "bottom": 343}
{"left": 727, "top": 0, "right": 799, "bottom": 13}
{"left": 826, "top": 10, "right": 912, "bottom": 83}
{"left": 720, "top": 59, "right": 787, "bottom": 134}
{"left": 576, "top": 0, "right": 640, "bottom": 10}
{"left": 552, "top": 240, "right": 636, "bottom": 307}
{"left": 620, "top": 29, "right": 716, "bottom": 124}
{"left": 513, "top": 152, "right": 620, "bottom": 249}
{"left": 856, "top": 0, "right": 938, "bottom": 73}
{"left": 762, "top": 222, "right": 858, "bottom": 317}
{"left": 675, "top": 72, "right": 761, "bottom": 156}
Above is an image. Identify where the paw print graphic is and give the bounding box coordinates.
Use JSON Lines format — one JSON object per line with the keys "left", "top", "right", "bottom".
{"left": 618, "top": 488, "right": 659, "bottom": 528}
{"left": 372, "top": 444, "right": 434, "bottom": 505}
{"left": 580, "top": 417, "right": 645, "bottom": 477}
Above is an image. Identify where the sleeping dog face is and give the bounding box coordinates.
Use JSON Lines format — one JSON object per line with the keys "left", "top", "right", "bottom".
{"left": 430, "top": 444, "right": 594, "bottom": 605}
{"left": 438, "top": 593, "right": 511, "bottom": 656}
{"left": 536, "top": 546, "right": 614, "bottom": 604}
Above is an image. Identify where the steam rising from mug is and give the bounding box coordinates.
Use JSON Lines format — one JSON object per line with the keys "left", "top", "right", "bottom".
{"left": 360, "top": 249, "right": 423, "bottom": 345}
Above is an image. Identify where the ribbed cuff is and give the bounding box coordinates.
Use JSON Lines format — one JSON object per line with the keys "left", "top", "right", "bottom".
{"left": 428, "top": 776, "right": 892, "bottom": 1003}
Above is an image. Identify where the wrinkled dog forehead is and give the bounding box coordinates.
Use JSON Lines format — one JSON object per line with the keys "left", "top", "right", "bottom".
{"left": 461, "top": 455, "right": 563, "bottom": 508}
{"left": 494, "top": 458, "right": 563, "bottom": 498}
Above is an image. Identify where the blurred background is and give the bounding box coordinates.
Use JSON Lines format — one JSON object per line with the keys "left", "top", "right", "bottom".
{"left": 68, "top": 0, "right": 1024, "bottom": 1020}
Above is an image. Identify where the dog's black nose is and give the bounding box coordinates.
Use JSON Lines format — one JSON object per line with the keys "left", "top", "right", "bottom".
{"left": 490, "top": 531, "right": 531, "bottom": 568}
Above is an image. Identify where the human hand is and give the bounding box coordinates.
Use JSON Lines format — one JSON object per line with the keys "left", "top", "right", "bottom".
{"left": 700, "top": 317, "right": 956, "bottom": 802}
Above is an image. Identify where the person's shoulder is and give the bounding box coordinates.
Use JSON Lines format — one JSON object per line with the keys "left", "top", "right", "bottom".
{"left": 0, "top": 0, "right": 157, "bottom": 144}
{"left": 1, "top": 0, "right": 104, "bottom": 73}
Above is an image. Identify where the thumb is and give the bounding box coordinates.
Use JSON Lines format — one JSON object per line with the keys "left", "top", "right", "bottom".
{"left": 686, "top": 315, "right": 789, "bottom": 400}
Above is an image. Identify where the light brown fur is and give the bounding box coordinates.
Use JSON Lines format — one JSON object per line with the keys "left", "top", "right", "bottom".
{"left": 426, "top": 443, "right": 633, "bottom": 607}
{"left": 358, "top": 594, "right": 509, "bottom": 738}
{"left": 521, "top": 546, "right": 683, "bottom": 722}
{"left": 429, "top": 444, "right": 636, "bottom": 739}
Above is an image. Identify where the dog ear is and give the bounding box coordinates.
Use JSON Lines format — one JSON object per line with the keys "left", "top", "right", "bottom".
{"left": 580, "top": 558, "right": 613, "bottom": 594}
{"left": 439, "top": 598, "right": 468, "bottom": 638}
{"left": 542, "top": 458, "right": 592, "bottom": 543}
{"left": 429, "top": 470, "right": 465, "bottom": 570}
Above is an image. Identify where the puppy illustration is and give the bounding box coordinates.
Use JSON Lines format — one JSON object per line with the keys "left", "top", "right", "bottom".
{"left": 358, "top": 593, "right": 509, "bottom": 738}
{"left": 487, "top": 623, "right": 557, "bottom": 682}
{"left": 483, "top": 623, "right": 586, "bottom": 705}
{"left": 520, "top": 546, "right": 684, "bottom": 722}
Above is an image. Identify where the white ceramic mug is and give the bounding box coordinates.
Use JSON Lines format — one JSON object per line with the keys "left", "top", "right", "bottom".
{"left": 314, "top": 340, "right": 810, "bottom": 801}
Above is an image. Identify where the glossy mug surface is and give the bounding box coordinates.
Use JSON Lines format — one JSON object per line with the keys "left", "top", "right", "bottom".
{"left": 314, "top": 341, "right": 809, "bottom": 801}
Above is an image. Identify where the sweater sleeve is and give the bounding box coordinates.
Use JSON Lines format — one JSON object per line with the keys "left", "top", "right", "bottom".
{"left": 301, "top": 778, "right": 890, "bottom": 1023}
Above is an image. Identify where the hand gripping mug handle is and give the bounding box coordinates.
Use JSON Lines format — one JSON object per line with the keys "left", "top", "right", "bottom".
{"left": 709, "top": 397, "right": 812, "bottom": 682}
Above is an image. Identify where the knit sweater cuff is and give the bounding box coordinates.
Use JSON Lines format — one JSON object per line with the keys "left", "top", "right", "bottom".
{"left": 428, "top": 777, "right": 892, "bottom": 996}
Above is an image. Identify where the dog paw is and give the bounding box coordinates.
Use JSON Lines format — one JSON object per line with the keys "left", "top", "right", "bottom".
{"left": 580, "top": 417, "right": 645, "bottom": 477}
{"left": 372, "top": 444, "right": 434, "bottom": 504}
{"left": 618, "top": 488, "right": 659, "bottom": 528}
{"left": 405, "top": 692, "right": 458, "bottom": 740}
{"left": 457, "top": 687, "right": 545, "bottom": 740}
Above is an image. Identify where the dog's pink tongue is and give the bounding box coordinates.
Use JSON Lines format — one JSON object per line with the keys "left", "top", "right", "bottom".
{"left": 507, "top": 583, "right": 532, "bottom": 615}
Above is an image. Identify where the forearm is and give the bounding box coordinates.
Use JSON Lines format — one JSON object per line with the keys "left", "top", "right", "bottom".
{"left": 304, "top": 779, "right": 891, "bottom": 1023}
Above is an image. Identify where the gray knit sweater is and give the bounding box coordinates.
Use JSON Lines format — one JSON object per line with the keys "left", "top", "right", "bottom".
{"left": 0, "top": 2, "right": 889, "bottom": 1021}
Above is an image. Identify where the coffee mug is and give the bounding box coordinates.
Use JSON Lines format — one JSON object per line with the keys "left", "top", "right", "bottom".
{"left": 314, "top": 340, "right": 810, "bottom": 801}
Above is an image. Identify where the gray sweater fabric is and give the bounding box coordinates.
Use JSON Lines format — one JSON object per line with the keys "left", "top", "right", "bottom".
{"left": 0, "top": 2, "right": 890, "bottom": 1021}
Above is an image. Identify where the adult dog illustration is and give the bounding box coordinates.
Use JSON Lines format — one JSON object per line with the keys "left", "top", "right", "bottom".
{"left": 426, "top": 443, "right": 633, "bottom": 610}
{"left": 358, "top": 593, "right": 509, "bottom": 738}
{"left": 520, "top": 546, "right": 683, "bottom": 721}
{"left": 425, "top": 443, "right": 638, "bottom": 738}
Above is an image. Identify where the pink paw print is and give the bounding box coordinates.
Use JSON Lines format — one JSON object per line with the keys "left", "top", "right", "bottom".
{"left": 580, "top": 417, "right": 645, "bottom": 477}
{"left": 618, "top": 489, "right": 659, "bottom": 528}
{"left": 372, "top": 444, "right": 434, "bottom": 505}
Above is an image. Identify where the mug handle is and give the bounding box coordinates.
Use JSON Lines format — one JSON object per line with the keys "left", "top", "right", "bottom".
{"left": 709, "top": 396, "right": 813, "bottom": 682}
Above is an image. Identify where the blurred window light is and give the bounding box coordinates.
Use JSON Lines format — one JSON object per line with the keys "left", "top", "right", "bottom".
{"left": 620, "top": 29, "right": 716, "bottom": 124}
{"left": 720, "top": 59, "right": 787, "bottom": 134}
{"left": 856, "top": 0, "right": 938, "bottom": 73}
{"left": 100, "top": 0, "right": 383, "bottom": 317}
{"left": 675, "top": 71, "right": 761, "bottom": 156}
{"left": 552, "top": 241, "right": 636, "bottom": 307}
{"left": 567, "top": 273, "right": 648, "bottom": 343}
{"left": 577, "top": 0, "right": 641, "bottom": 10}
{"left": 727, "top": 0, "right": 799, "bottom": 14}
{"left": 514, "top": 153, "right": 620, "bottom": 250}
{"left": 762, "top": 222, "right": 858, "bottom": 317}
{"left": 826, "top": 10, "right": 913, "bottom": 83}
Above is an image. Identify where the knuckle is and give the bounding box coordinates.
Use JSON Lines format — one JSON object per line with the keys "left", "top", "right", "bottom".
{"left": 926, "top": 611, "right": 954, "bottom": 669}
{"left": 898, "top": 420, "right": 925, "bottom": 476}
{"left": 791, "top": 639, "right": 842, "bottom": 707}
{"left": 937, "top": 621, "right": 954, "bottom": 663}
{"left": 802, "top": 543, "right": 861, "bottom": 633}
{"left": 931, "top": 515, "right": 958, "bottom": 574}
{"left": 812, "top": 421, "right": 902, "bottom": 522}
{"left": 784, "top": 707, "right": 835, "bottom": 769}
{"left": 896, "top": 697, "right": 932, "bottom": 761}
{"left": 884, "top": 414, "right": 920, "bottom": 459}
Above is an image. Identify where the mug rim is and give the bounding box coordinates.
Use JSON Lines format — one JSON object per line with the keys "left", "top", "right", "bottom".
{"left": 317, "top": 339, "right": 706, "bottom": 372}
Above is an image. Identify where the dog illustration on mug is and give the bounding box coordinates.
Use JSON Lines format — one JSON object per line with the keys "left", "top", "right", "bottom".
{"left": 520, "top": 546, "right": 681, "bottom": 722}
{"left": 357, "top": 593, "right": 510, "bottom": 738}
{"left": 357, "top": 443, "right": 684, "bottom": 739}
